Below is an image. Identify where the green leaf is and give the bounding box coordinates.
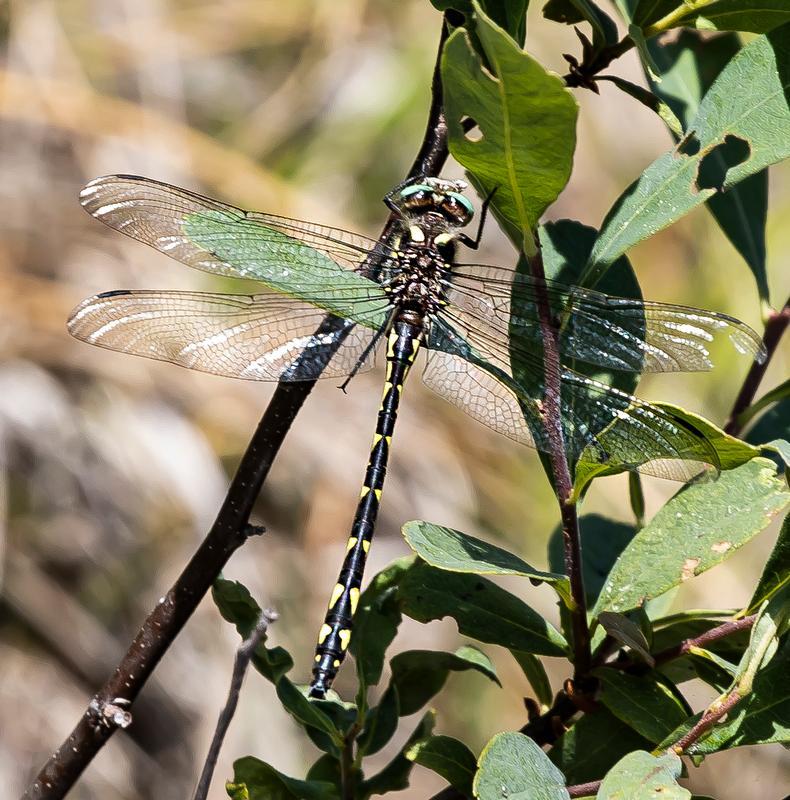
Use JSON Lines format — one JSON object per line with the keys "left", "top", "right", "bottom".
{"left": 548, "top": 514, "right": 637, "bottom": 608}
{"left": 407, "top": 735, "right": 477, "bottom": 797}
{"left": 646, "top": 30, "right": 769, "bottom": 301}
{"left": 400, "top": 562, "right": 568, "bottom": 656}
{"left": 746, "top": 398, "right": 790, "bottom": 447}
{"left": 597, "top": 611, "right": 654, "bottom": 665}
{"left": 430, "top": 0, "right": 529, "bottom": 44}
{"left": 593, "top": 458, "right": 789, "bottom": 615}
{"left": 350, "top": 556, "right": 412, "bottom": 691}
{"left": 474, "top": 732, "right": 569, "bottom": 800}
{"left": 275, "top": 678, "right": 343, "bottom": 747}
{"left": 685, "top": 639, "right": 790, "bottom": 753}
{"left": 648, "top": 1, "right": 790, "bottom": 35}
{"left": 511, "top": 649, "right": 554, "bottom": 706}
{"left": 739, "top": 378, "right": 790, "bottom": 430}
{"left": 748, "top": 513, "right": 790, "bottom": 612}
{"left": 227, "top": 756, "right": 340, "bottom": 800}
{"left": 584, "top": 24, "right": 790, "bottom": 284}
{"left": 358, "top": 710, "right": 435, "bottom": 799}
{"left": 403, "top": 519, "right": 568, "bottom": 600}
{"left": 542, "top": 0, "right": 620, "bottom": 47}
{"left": 593, "top": 669, "right": 690, "bottom": 743}
{"left": 596, "top": 751, "right": 690, "bottom": 800}
{"left": 390, "top": 645, "right": 500, "bottom": 716}
{"left": 442, "top": 2, "right": 578, "bottom": 249}
{"left": 549, "top": 707, "right": 653, "bottom": 784}
{"left": 600, "top": 74, "right": 685, "bottom": 137}
{"left": 306, "top": 754, "right": 341, "bottom": 785}
{"left": 212, "top": 578, "right": 293, "bottom": 683}
{"left": 357, "top": 684, "right": 399, "bottom": 757}
{"left": 654, "top": 405, "right": 760, "bottom": 470}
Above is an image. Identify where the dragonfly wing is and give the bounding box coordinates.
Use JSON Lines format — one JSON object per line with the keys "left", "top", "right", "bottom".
{"left": 447, "top": 265, "right": 766, "bottom": 373}
{"left": 426, "top": 316, "right": 717, "bottom": 481}
{"left": 68, "top": 290, "right": 382, "bottom": 381}
{"left": 80, "top": 175, "right": 391, "bottom": 328}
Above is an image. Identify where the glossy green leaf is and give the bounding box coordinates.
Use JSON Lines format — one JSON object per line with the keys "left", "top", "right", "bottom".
{"left": 593, "top": 669, "right": 690, "bottom": 743}
{"left": 646, "top": 30, "right": 769, "bottom": 301}
{"left": 406, "top": 735, "right": 477, "bottom": 797}
{"left": 686, "top": 639, "right": 790, "bottom": 753}
{"left": 648, "top": 1, "right": 790, "bottom": 35}
{"left": 549, "top": 707, "right": 653, "bottom": 784}
{"left": 655, "top": 405, "right": 760, "bottom": 469}
{"left": 443, "top": 2, "right": 578, "bottom": 248}
{"left": 631, "top": 0, "right": 678, "bottom": 28}
{"left": 600, "top": 74, "right": 684, "bottom": 137}
{"left": 511, "top": 649, "right": 554, "bottom": 706}
{"left": 597, "top": 611, "right": 654, "bottom": 665}
{"left": 596, "top": 751, "right": 689, "bottom": 800}
{"left": 746, "top": 398, "right": 790, "bottom": 448}
{"left": 351, "top": 556, "right": 412, "bottom": 691}
{"left": 548, "top": 514, "right": 637, "bottom": 608}
{"left": 475, "top": 732, "right": 569, "bottom": 800}
{"left": 403, "top": 519, "right": 567, "bottom": 597}
{"left": 593, "top": 458, "right": 789, "bottom": 615}
{"left": 400, "top": 562, "right": 568, "bottom": 656}
{"left": 227, "top": 756, "right": 340, "bottom": 800}
{"left": 358, "top": 710, "right": 435, "bottom": 800}
{"left": 585, "top": 24, "right": 790, "bottom": 284}
{"left": 430, "top": 0, "right": 529, "bottom": 44}
{"left": 357, "top": 684, "right": 399, "bottom": 757}
{"left": 212, "top": 578, "right": 293, "bottom": 683}
{"left": 275, "top": 679, "right": 343, "bottom": 746}
{"left": 748, "top": 513, "right": 790, "bottom": 612}
{"left": 306, "top": 754, "right": 341, "bottom": 785}
{"left": 390, "top": 645, "right": 499, "bottom": 716}
{"left": 739, "top": 378, "right": 790, "bottom": 430}
{"left": 542, "top": 0, "right": 620, "bottom": 46}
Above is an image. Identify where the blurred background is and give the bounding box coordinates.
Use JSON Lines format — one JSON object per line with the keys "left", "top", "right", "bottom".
{"left": 1, "top": 1, "right": 787, "bottom": 797}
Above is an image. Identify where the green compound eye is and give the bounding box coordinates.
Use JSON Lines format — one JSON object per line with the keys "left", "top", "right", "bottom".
{"left": 400, "top": 184, "right": 433, "bottom": 198}
{"left": 448, "top": 192, "right": 474, "bottom": 217}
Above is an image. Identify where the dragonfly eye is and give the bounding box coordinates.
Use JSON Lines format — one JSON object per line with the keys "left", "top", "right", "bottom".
{"left": 440, "top": 192, "right": 474, "bottom": 226}
{"left": 398, "top": 185, "right": 435, "bottom": 215}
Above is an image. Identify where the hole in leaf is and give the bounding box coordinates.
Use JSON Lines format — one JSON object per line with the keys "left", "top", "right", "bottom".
{"left": 677, "top": 131, "right": 700, "bottom": 156}
{"left": 696, "top": 134, "right": 751, "bottom": 192}
{"left": 460, "top": 115, "right": 483, "bottom": 143}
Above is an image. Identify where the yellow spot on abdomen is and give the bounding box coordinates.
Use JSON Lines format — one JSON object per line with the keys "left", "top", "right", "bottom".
{"left": 349, "top": 587, "right": 360, "bottom": 614}
{"left": 318, "top": 623, "right": 332, "bottom": 644}
{"left": 346, "top": 537, "right": 358, "bottom": 552}
{"left": 338, "top": 629, "right": 352, "bottom": 650}
{"left": 329, "top": 583, "right": 345, "bottom": 609}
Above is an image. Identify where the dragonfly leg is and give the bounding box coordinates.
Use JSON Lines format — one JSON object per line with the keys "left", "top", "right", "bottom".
{"left": 457, "top": 186, "right": 497, "bottom": 250}
{"left": 338, "top": 309, "right": 397, "bottom": 393}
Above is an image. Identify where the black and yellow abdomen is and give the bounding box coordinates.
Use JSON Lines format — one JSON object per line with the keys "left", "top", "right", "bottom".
{"left": 309, "top": 318, "right": 422, "bottom": 698}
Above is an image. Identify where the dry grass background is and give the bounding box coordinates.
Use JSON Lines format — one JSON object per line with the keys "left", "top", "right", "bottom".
{"left": 0, "top": 1, "right": 788, "bottom": 797}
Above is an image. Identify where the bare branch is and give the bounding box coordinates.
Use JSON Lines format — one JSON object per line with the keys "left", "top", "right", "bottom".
{"left": 193, "top": 609, "right": 278, "bottom": 800}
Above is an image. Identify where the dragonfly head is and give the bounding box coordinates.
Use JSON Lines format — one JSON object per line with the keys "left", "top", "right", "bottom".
{"left": 396, "top": 177, "right": 474, "bottom": 228}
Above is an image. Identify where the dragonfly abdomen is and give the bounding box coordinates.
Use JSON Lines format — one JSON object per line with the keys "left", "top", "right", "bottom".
{"left": 309, "top": 318, "right": 423, "bottom": 698}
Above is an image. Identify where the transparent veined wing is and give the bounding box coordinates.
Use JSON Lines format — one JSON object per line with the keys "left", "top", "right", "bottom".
{"left": 68, "top": 290, "right": 387, "bottom": 381}
{"left": 425, "top": 316, "right": 718, "bottom": 481}
{"left": 446, "top": 264, "right": 766, "bottom": 373}
{"left": 80, "top": 175, "right": 392, "bottom": 328}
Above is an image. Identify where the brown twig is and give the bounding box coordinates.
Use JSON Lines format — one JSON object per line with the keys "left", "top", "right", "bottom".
{"left": 193, "top": 609, "right": 278, "bottom": 800}
{"left": 670, "top": 691, "right": 742, "bottom": 753}
{"left": 22, "top": 16, "right": 455, "bottom": 800}
{"left": 568, "top": 779, "right": 602, "bottom": 797}
{"left": 652, "top": 614, "right": 756, "bottom": 667}
{"left": 527, "top": 246, "right": 592, "bottom": 680}
{"left": 724, "top": 298, "right": 790, "bottom": 436}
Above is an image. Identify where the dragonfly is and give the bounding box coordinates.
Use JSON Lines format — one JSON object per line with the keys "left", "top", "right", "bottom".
{"left": 69, "top": 174, "right": 766, "bottom": 698}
